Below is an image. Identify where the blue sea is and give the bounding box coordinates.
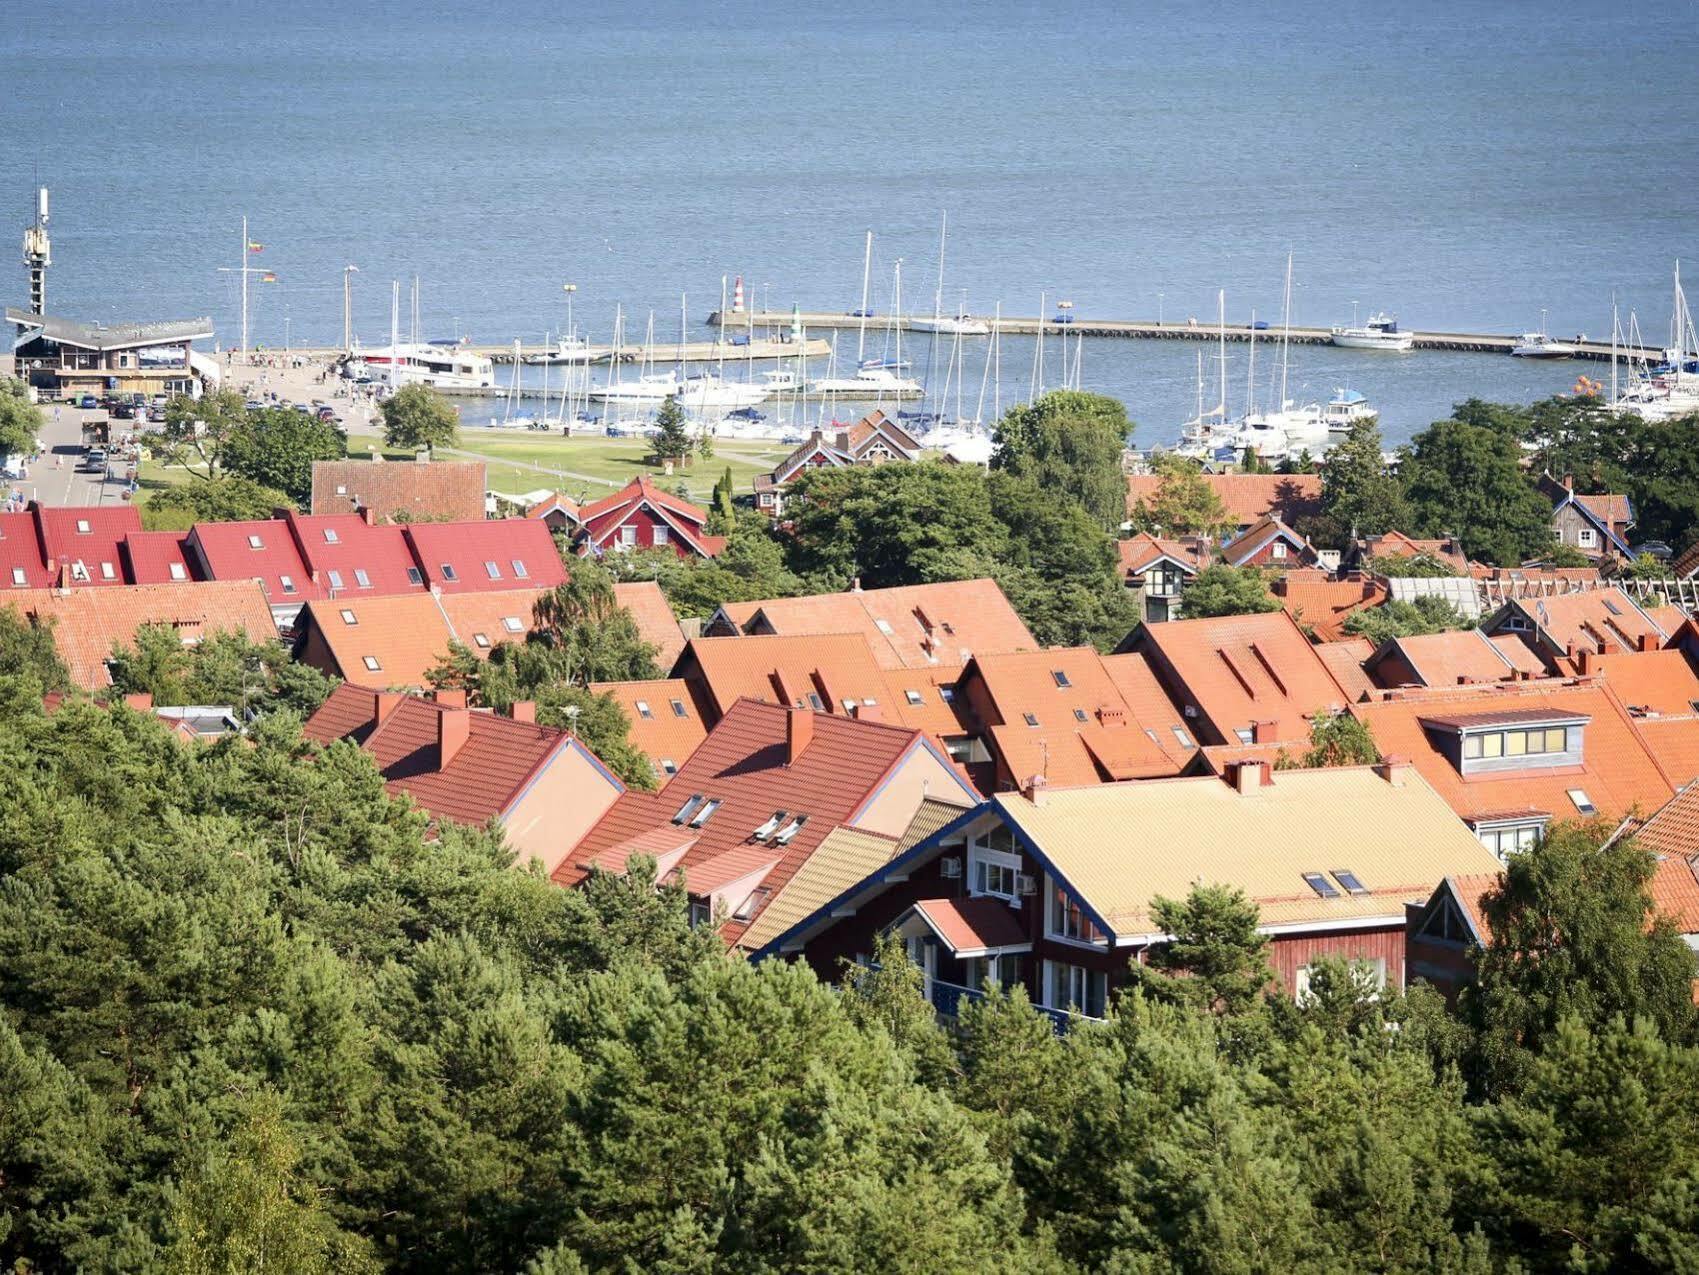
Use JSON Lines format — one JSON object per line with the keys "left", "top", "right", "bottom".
{"left": 7, "top": 0, "right": 1698, "bottom": 444}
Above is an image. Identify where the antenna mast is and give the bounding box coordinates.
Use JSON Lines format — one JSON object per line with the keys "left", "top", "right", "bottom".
{"left": 22, "top": 187, "right": 50, "bottom": 316}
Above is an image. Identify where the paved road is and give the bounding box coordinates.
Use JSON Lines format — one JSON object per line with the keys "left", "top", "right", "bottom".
{"left": 8, "top": 403, "right": 134, "bottom": 510}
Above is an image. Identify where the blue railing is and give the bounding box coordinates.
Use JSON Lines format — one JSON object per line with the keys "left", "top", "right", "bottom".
{"left": 928, "top": 980, "right": 1089, "bottom": 1034}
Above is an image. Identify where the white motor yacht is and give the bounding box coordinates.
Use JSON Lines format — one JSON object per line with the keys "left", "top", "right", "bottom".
{"left": 1512, "top": 332, "right": 1576, "bottom": 359}
{"left": 911, "top": 310, "right": 991, "bottom": 337}
{"left": 591, "top": 371, "right": 681, "bottom": 405}
{"left": 353, "top": 342, "right": 495, "bottom": 390}
{"left": 808, "top": 363, "right": 924, "bottom": 399}
{"left": 525, "top": 335, "right": 595, "bottom": 365}
{"left": 672, "top": 373, "right": 768, "bottom": 411}
{"left": 1330, "top": 312, "right": 1415, "bottom": 351}
{"left": 1322, "top": 388, "right": 1377, "bottom": 431}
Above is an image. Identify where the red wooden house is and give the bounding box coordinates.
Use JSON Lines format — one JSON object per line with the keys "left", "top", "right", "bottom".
{"left": 575, "top": 476, "right": 725, "bottom": 559}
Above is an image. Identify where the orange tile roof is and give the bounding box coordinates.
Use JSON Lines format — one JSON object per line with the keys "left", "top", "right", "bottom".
{"left": 1369, "top": 629, "right": 1534, "bottom": 689}
{"left": 714, "top": 578, "right": 1036, "bottom": 670}
{"left": 1587, "top": 648, "right": 1699, "bottom": 717}
{"left": 1116, "top": 532, "right": 1203, "bottom": 577}
{"left": 1574, "top": 492, "right": 1633, "bottom": 527}
{"left": 1633, "top": 781, "right": 1699, "bottom": 861}
{"left": 311, "top": 459, "right": 487, "bottom": 522}
{"left": 910, "top": 897, "right": 1029, "bottom": 955}
{"left": 588, "top": 678, "right": 711, "bottom": 781}
{"left": 1645, "top": 605, "right": 1689, "bottom": 636}
{"left": 1315, "top": 637, "right": 1376, "bottom": 702}
{"left": 524, "top": 491, "right": 581, "bottom": 522}
{"left": 1631, "top": 717, "right": 1699, "bottom": 787}
{"left": 1124, "top": 472, "right": 1322, "bottom": 526}
{"left": 300, "top": 593, "right": 458, "bottom": 686}
{"left": 435, "top": 588, "right": 550, "bottom": 655}
{"left": 2, "top": 581, "right": 277, "bottom": 689}
{"left": 1360, "top": 531, "right": 1470, "bottom": 574}
{"left": 1272, "top": 571, "right": 1387, "bottom": 641}
{"left": 1649, "top": 855, "right": 1699, "bottom": 933}
{"left": 1351, "top": 681, "right": 1675, "bottom": 827}
{"left": 963, "top": 647, "right": 1193, "bottom": 788}
{"left": 302, "top": 684, "right": 614, "bottom": 826}
{"left": 613, "top": 580, "right": 687, "bottom": 668}
{"left": 1130, "top": 609, "right": 1350, "bottom": 745}
{"left": 1497, "top": 586, "right": 1669, "bottom": 657}
{"left": 557, "top": 698, "right": 976, "bottom": 946}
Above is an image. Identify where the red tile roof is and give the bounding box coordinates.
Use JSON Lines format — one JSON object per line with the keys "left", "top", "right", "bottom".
{"left": 1494, "top": 587, "right": 1668, "bottom": 660}
{"left": 1, "top": 581, "right": 277, "bottom": 688}
{"left": 910, "top": 896, "right": 1029, "bottom": 955}
{"left": 525, "top": 491, "right": 581, "bottom": 523}
{"left": 1367, "top": 628, "right": 1539, "bottom": 689}
{"left": 1117, "top": 532, "right": 1204, "bottom": 577}
{"left": 1271, "top": 571, "right": 1387, "bottom": 641}
{"left": 1633, "top": 781, "right": 1699, "bottom": 861}
{"left": 402, "top": 518, "right": 566, "bottom": 593}
{"left": 187, "top": 518, "right": 321, "bottom": 605}
{"left": 1360, "top": 532, "right": 1470, "bottom": 574}
{"left": 1588, "top": 648, "right": 1699, "bottom": 717}
{"left": 713, "top": 578, "right": 1037, "bottom": 670}
{"left": 578, "top": 476, "right": 720, "bottom": 557}
{"left": 1631, "top": 716, "right": 1699, "bottom": 787}
{"left": 310, "top": 459, "right": 487, "bottom": 522}
{"left": 120, "top": 531, "right": 198, "bottom": 584}
{"left": 557, "top": 698, "right": 976, "bottom": 946}
{"left": 284, "top": 511, "right": 427, "bottom": 597}
{"left": 613, "top": 579, "right": 686, "bottom": 668}
{"left": 33, "top": 504, "right": 142, "bottom": 586}
{"left": 1124, "top": 472, "right": 1322, "bottom": 526}
{"left": 0, "top": 511, "right": 52, "bottom": 589}
{"left": 1221, "top": 516, "right": 1315, "bottom": 568}
{"left": 1130, "top": 609, "right": 1350, "bottom": 745}
{"left": 1352, "top": 681, "right": 1675, "bottom": 827}
{"left": 302, "top": 684, "right": 613, "bottom": 826}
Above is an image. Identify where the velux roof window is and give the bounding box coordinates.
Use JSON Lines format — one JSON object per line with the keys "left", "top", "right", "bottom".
{"left": 1302, "top": 872, "right": 1340, "bottom": 899}
{"left": 753, "top": 810, "right": 788, "bottom": 841}
{"left": 672, "top": 794, "right": 722, "bottom": 827}
{"left": 772, "top": 815, "right": 808, "bottom": 845}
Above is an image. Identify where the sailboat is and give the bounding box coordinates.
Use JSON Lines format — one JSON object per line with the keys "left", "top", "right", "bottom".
{"left": 910, "top": 214, "right": 990, "bottom": 335}
{"left": 811, "top": 260, "right": 924, "bottom": 399}
{"left": 1613, "top": 262, "right": 1699, "bottom": 420}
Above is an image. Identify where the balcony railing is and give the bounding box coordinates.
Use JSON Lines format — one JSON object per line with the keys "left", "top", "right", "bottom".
{"left": 927, "top": 978, "right": 1090, "bottom": 1033}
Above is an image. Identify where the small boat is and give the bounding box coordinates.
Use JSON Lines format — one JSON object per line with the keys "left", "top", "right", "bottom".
{"left": 1330, "top": 312, "right": 1415, "bottom": 351}
{"left": 758, "top": 368, "right": 804, "bottom": 394}
{"left": 673, "top": 373, "right": 768, "bottom": 411}
{"left": 591, "top": 371, "right": 680, "bottom": 405}
{"left": 808, "top": 365, "right": 924, "bottom": 399}
{"left": 911, "top": 309, "right": 991, "bottom": 337}
{"left": 1512, "top": 314, "right": 1575, "bottom": 359}
{"left": 525, "top": 334, "right": 595, "bottom": 365}
{"left": 1322, "top": 388, "right": 1377, "bottom": 430}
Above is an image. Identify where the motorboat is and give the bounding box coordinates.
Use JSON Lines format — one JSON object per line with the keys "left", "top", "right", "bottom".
{"left": 911, "top": 309, "right": 991, "bottom": 337}
{"left": 525, "top": 334, "right": 595, "bottom": 364}
{"left": 1321, "top": 388, "right": 1377, "bottom": 431}
{"left": 758, "top": 368, "right": 804, "bottom": 394}
{"left": 672, "top": 373, "right": 768, "bottom": 411}
{"left": 1330, "top": 312, "right": 1415, "bottom": 351}
{"left": 1512, "top": 331, "right": 1575, "bottom": 359}
{"left": 808, "top": 364, "right": 924, "bottom": 399}
{"left": 591, "top": 371, "right": 681, "bottom": 405}
{"left": 350, "top": 342, "right": 494, "bottom": 390}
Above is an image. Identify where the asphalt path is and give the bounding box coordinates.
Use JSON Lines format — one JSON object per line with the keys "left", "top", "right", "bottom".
{"left": 8, "top": 402, "right": 136, "bottom": 509}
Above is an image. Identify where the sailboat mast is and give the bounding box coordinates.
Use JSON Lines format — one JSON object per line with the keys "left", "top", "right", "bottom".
{"left": 856, "top": 230, "right": 872, "bottom": 365}
{"left": 933, "top": 211, "right": 947, "bottom": 321}
{"left": 1216, "top": 289, "right": 1227, "bottom": 416}
{"left": 1280, "top": 252, "right": 1292, "bottom": 408}
{"left": 993, "top": 301, "right": 1002, "bottom": 422}
{"left": 1246, "top": 309, "right": 1257, "bottom": 416}
{"left": 1611, "top": 294, "right": 1619, "bottom": 404}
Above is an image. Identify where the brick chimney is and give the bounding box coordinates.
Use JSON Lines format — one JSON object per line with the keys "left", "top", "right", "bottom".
{"left": 510, "top": 700, "right": 536, "bottom": 723}
{"left": 1229, "top": 760, "right": 1271, "bottom": 793}
{"left": 1374, "top": 754, "right": 1410, "bottom": 787}
{"left": 1250, "top": 719, "right": 1282, "bottom": 744}
{"left": 360, "top": 505, "right": 377, "bottom": 526}
{"left": 786, "top": 706, "right": 814, "bottom": 764}
{"left": 1577, "top": 649, "right": 1595, "bottom": 675}
{"left": 1638, "top": 632, "right": 1660, "bottom": 652}
{"left": 435, "top": 688, "right": 468, "bottom": 710}
{"left": 374, "top": 691, "right": 405, "bottom": 725}
{"left": 438, "top": 704, "right": 470, "bottom": 766}
{"left": 1022, "top": 773, "right": 1049, "bottom": 806}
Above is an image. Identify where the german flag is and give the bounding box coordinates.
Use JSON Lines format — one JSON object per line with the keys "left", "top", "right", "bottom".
{"left": 261, "top": 272, "right": 277, "bottom": 283}
{"left": 248, "top": 241, "right": 264, "bottom": 253}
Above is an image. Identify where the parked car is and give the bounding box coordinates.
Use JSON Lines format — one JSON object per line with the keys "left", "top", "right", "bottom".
{"left": 80, "top": 449, "right": 107, "bottom": 473}
{"left": 111, "top": 404, "right": 135, "bottom": 420}
{"left": 78, "top": 394, "right": 99, "bottom": 409}
{"left": 1052, "top": 314, "right": 1075, "bottom": 325}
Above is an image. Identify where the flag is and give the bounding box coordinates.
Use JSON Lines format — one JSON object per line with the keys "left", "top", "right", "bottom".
{"left": 261, "top": 272, "right": 277, "bottom": 283}
{"left": 248, "top": 241, "right": 264, "bottom": 253}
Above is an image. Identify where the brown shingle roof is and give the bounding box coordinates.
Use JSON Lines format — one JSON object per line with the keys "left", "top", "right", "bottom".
{"left": 311, "top": 459, "right": 487, "bottom": 522}
{"left": 2, "top": 581, "right": 277, "bottom": 689}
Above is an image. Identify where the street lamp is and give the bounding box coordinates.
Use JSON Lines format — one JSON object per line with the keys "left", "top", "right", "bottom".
{"left": 563, "top": 283, "right": 578, "bottom": 342}
{"left": 342, "top": 264, "right": 359, "bottom": 353}
{"left": 284, "top": 315, "right": 291, "bottom": 353}
{"left": 1158, "top": 292, "right": 1164, "bottom": 326}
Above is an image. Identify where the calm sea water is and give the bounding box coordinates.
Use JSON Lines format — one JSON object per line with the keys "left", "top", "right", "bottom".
{"left": 7, "top": 0, "right": 1697, "bottom": 444}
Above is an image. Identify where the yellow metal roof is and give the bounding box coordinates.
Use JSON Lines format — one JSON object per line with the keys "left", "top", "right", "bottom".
{"left": 996, "top": 767, "right": 1503, "bottom": 938}
{"left": 737, "top": 825, "right": 899, "bottom": 953}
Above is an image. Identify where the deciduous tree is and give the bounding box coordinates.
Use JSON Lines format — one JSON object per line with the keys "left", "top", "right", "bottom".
{"left": 991, "top": 389, "right": 1133, "bottom": 528}
{"left": 379, "top": 383, "right": 460, "bottom": 454}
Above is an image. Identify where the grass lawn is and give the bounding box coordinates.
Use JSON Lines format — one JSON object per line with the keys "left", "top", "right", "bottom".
{"left": 346, "top": 430, "right": 791, "bottom": 503}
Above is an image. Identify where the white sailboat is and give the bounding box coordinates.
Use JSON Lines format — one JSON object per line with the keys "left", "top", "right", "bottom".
{"left": 911, "top": 213, "right": 991, "bottom": 336}
{"left": 812, "top": 259, "right": 924, "bottom": 399}
{"left": 1614, "top": 263, "right": 1699, "bottom": 420}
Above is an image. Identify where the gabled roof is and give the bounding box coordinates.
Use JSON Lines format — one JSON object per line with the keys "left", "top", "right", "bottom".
{"left": 524, "top": 491, "right": 581, "bottom": 523}
{"left": 578, "top": 476, "right": 719, "bottom": 556}
{"left": 1575, "top": 492, "right": 1634, "bottom": 527}
{"left": 1129, "top": 609, "right": 1349, "bottom": 743}
{"left": 1, "top": 581, "right": 276, "bottom": 688}
{"left": 302, "top": 684, "right": 616, "bottom": 825}
{"left": 284, "top": 512, "right": 426, "bottom": 597}
{"left": 612, "top": 579, "right": 687, "bottom": 668}
{"left": 120, "top": 531, "right": 198, "bottom": 585}
{"left": 736, "top": 825, "right": 901, "bottom": 954}
{"left": 1117, "top": 532, "right": 1204, "bottom": 577}
{"left": 1124, "top": 472, "right": 1322, "bottom": 527}
{"left": 1221, "top": 515, "right": 1314, "bottom": 567}
{"left": 7, "top": 309, "right": 212, "bottom": 350}
{"left": 32, "top": 504, "right": 142, "bottom": 587}
{"left": 588, "top": 677, "right": 712, "bottom": 780}
{"left": 1270, "top": 570, "right": 1387, "bottom": 641}
{"left": 1489, "top": 586, "right": 1667, "bottom": 663}
{"left": 841, "top": 409, "right": 923, "bottom": 459}
{"left": 299, "top": 593, "right": 459, "bottom": 686}
{"left": 187, "top": 518, "right": 321, "bottom": 604}
{"left": 1587, "top": 648, "right": 1699, "bottom": 718}
{"left": 0, "top": 511, "right": 51, "bottom": 589}
{"left": 310, "top": 459, "right": 487, "bottom": 523}
{"left": 907, "top": 896, "right": 1030, "bottom": 955}
{"left": 557, "top": 698, "right": 977, "bottom": 945}
{"left": 1314, "top": 636, "right": 1377, "bottom": 702}
{"left": 1632, "top": 781, "right": 1699, "bottom": 862}
{"left": 1359, "top": 531, "right": 1470, "bottom": 575}
{"left": 1365, "top": 628, "right": 1540, "bottom": 689}
{"left": 1351, "top": 680, "right": 1675, "bottom": 826}
{"left": 402, "top": 519, "right": 566, "bottom": 593}
{"left": 713, "top": 578, "right": 1037, "bottom": 670}
{"left": 961, "top": 647, "right": 1193, "bottom": 787}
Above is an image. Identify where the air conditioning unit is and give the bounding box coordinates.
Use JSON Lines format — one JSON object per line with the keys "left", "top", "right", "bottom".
{"left": 1016, "top": 873, "right": 1038, "bottom": 896}
{"left": 940, "top": 856, "right": 962, "bottom": 879}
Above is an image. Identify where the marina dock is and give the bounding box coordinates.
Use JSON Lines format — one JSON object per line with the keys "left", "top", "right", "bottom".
{"left": 707, "top": 311, "right": 1657, "bottom": 363}
{"left": 287, "top": 337, "right": 830, "bottom": 366}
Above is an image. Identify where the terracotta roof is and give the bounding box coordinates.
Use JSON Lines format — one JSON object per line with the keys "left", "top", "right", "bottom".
{"left": 557, "top": 698, "right": 976, "bottom": 946}
{"left": 962, "top": 647, "right": 1193, "bottom": 788}
{"left": 187, "top": 518, "right": 321, "bottom": 605}
{"left": 1315, "top": 637, "right": 1376, "bottom": 702}
{"left": 1, "top": 581, "right": 277, "bottom": 688}
{"left": 1367, "top": 628, "right": 1536, "bottom": 689}
{"left": 910, "top": 896, "right": 1029, "bottom": 954}
{"left": 302, "top": 684, "right": 613, "bottom": 826}
{"left": 578, "top": 476, "right": 720, "bottom": 557}
{"left": 1645, "top": 605, "right": 1690, "bottom": 636}
{"left": 584, "top": 825, "right": 699, "bottom": 876}
{"left": 0, "top": 512, "right": 52, "bottom": 589}
{"left": 1632, "top": 716, "right": 1699, "bottom": 787}
{"left": 402, "top": 519, "right": 566, "bottom": 593}
{"left": 713, "top": 578, "right": 1037, "bottom": 671}
{"left": 1221, "top": 516, "right": 1315, "bottom": 568}
{"left": 1672, "top": 541, "right": 1699, "bottom": 580}
{"left": 1588, "top": 648, "right": 1699, "bottom": 717}
{"left": 434, "top": 587, "right": 549, "bottom": 652}
{"left": 1360, "top": 531, "right": 1470, "bottom": 574}
{"left": 1351, "top": 681, "right": 1676, "bottom": 827}
{"left": 299, "top": 593, "right": 459, "bottom": 686}
{"left": 1633, "top": 781, "right": 1699, "bottom": 861}
{"left": 1649, "top": 855, "right": 1699, "bottom": 933}
{"left": 1271, "top": 571, "right": 1387, "bottom": 641}
{"left": 1500, "top": 586, "right": 1668, "bottom": 659}
{"left": 524, "top": 491, "right": 581, "bottom": 523}
{"left": 1124, "top": 472, "right": 1322, "bottom": 526}
{"left": 1129, "top": 609, "right": 1349, "bottom": 744}
{"left": 1472, "top": 564, "right": 1607, "bottom": 586}
{"left": 613, "top": 580, "right": 686, "bottom": 668}
{"left": 1116, "top": 532, "right": 1204, "bottom": 578}
{"left": 1575, "top": 492, "right": 1633, "bottom": 527}
{"left": 32, "top": 504, "right": 142, "bottom": 586}
{"left": 311, "top": 459, "right": 487, "bottom": 522}
{"left": 993, "top": 766, "right": 1502, "bottom": 936}
{"left": 120, "top": 531, "right": 198, "bottom": 585}
{"left": 284, "top": 512, "right": 427, "bottom": 597}
{"left": 588, "top": 678, "right": 712, "bottom": 780}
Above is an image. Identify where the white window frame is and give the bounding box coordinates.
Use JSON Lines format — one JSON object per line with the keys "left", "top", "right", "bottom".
{"left": 1044, "top": 873, "right": 1104, "bottom": 948}
{"left": 620, "top": 525, "right": 638, "bottom": 547}
{"left": 968, "top": 837, "right": 1023, "bottom": 905}
{"left": 653, "top": 525, "right": 669, "bottom": 547}
{"left": 1042, "top": 959, "right": 1107, "bottom": 1018}
{"left": 1578, "top": 527, "right": 1598, "bottom": 548}
{"left": 1271, "top": 540, "right": 1288, "bottom": 559}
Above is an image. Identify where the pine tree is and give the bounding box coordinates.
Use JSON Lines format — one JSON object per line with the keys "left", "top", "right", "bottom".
{"left": 650, "top": 394, "right": 692, "bottom": 463}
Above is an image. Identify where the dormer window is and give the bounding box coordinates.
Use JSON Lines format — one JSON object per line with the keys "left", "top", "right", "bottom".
{"left": 1436, "top": 712, "right": 1587, "bottom": 774}
{"left": 753, "top": 810, "right": 788, "bottom": 840}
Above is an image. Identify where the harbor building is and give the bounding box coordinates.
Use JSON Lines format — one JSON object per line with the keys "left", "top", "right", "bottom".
{"left": 7, "top": 309, "right": 218, "bottom": 401}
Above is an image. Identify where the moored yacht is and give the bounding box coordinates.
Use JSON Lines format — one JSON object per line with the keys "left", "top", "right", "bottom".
{"left": 591, "top": 370, "right": 680, "bottom": 404}
{"left": 350, "top": 342, "right": 495, "bottom": 390}
{"left": 673, "top": 373, "right": 768, "bottom": 411}
{"left": 1512, "top": 332, "right": 1575, "bottom": 359}
{"left": 1330, "top": 312, "right": 1415, "bottom": 351}
{"left": 1321, "top": 388, "right": 1377, "bottom": 431}
{"left": 809, "top": 362, "right": 925, "bottom": 399}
